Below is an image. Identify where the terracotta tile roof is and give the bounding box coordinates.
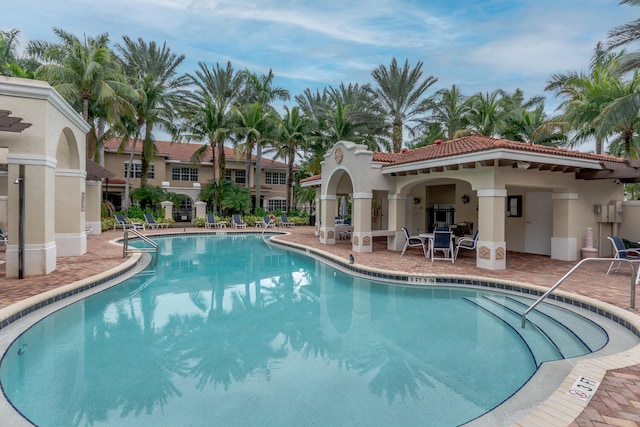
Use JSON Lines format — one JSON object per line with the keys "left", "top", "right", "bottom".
{"left": 372, "top": 152, "right": 404, "bottom": 163}
{"left": 383, "top": 136, "right": 624, "bottom": 167}
{"left": 103, "top": 138, "right": 289, "bottom": 168}
{"left": 300, "top": 174, "right": 322, "bottom": 183}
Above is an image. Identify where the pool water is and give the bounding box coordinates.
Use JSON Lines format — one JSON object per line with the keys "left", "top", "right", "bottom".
{"left": 0, "top": 234, "right": 605, "bottom": 426}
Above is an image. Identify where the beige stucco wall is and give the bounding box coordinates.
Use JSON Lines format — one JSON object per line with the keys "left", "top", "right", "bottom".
{"left": 0, "top": 77, "right": 89, "bottom": 277}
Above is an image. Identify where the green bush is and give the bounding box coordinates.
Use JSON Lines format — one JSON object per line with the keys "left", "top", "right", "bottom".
{"left": 289, "top": 216, "right": 309, "bottom": 225}
{"left": 157, "top": 217, "right": 175, "bottom": 228}
{"left": 193, "top": 217, "right": 206, "bottom": 227}
{"left": 101, "top": 217, "right": 116, "bottom": 232}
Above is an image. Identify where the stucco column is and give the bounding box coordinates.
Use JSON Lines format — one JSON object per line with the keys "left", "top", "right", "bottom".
{"left": 55, "top": 170, "right": 87, "bottom": 256}
{"left": 195, "top": 201, "right": 207, "bottom": 219}
{"left": 352, "top": 192, "right": 372, "bottom": 253}
{"left": 314, "top": 189, "right": 321, "bottom": 236}
{"left": 476, "top": 188, "right": 507, "bottom": 270}
{"left": 387, "top": 193, "right": 406, "bottom": 251}
{"left": 319, "top": 195, "right": 337, "bottom": 244}
{"left": 85, "top": 180, "right": 102, "bottom": 236}
{"left": 6, "top": 161, "right": 57, "bottom": 278}
{"left": 161, "top": 201, "right": 173, "bottom": 220}
{"left": 0, "top": 195, "right": 7, "bottom": 231}
{"left": 551, "top": 192, "right": 578, "bottom": 261}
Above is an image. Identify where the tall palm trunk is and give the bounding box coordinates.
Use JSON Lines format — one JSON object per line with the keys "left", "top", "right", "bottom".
{"left": 392, "top": 120, "right": 403, "bottom": 152}
{"left": 255, "top": 141, "right": 262, "bottom": 211}
{"left": 287, "top": 141, "right": 296, "bottom": 212}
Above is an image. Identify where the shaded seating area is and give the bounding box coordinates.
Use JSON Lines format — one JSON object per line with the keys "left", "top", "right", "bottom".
{"left": 401, "top": 227, "right": 428, "bottom": 257}
{"left": 144, "top": 213, "right": 168, "bottom": 230}
{"left": 114, "top": 214, "right": 145, "bottom": 230}
{"left": 206, "top": 214, "right": 227, "bottom": 228}
{"left": 455, "top": 230, "right": 479, "bottom": 260}
{"left": 336, "top": 219, "right": 352, "bottom": 240}
{"left": 232, "top": 214, "right": 247, "bottom": 229}
{"left": 280, "top": 214, "right": 294, "bottom": 227}
{"left": 607, "top": 236, "right": 640, "bottom": 274}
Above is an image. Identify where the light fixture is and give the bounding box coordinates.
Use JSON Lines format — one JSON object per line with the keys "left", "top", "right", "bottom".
{"left": 461, "top": 194, "right": 470, "bottom": 204}
{"left": 413, "top": 197, "right": 420, "bottom": 205}
{"left": 516, "top": 160, "right": 531, "bottom": 170}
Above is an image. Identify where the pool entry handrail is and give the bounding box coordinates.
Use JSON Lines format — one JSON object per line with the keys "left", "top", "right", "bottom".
{"left": 521, "top": 257, "right": 638, "bottom": 328}
{"left": 122, "top": 228, "right": 159, "bottom": 266}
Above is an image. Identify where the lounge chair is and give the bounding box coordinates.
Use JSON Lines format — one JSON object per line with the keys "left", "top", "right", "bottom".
{"left": 401, "top": 227, "right": 428, "bottom": 257}
{"left": 431, "top": 228, "right": 454, "bottom": 262}
{"left": 455, "top": 230, "right": 479, "bottom": 260}
{"left": 607, "top": 236, "right": 640, "bottom": 274}
{"left": 280, "top": 214, "right": 294, "bottom": 227}
{"left": 144, "top": 213, "right": 168, "bottom": 230}
{"left": 0, "top": 227, "right": 7, "bottom": 247}
{"left": 114, "top": 214, "right": 144, "bottom": 230}
{"left": 232, "top": 214, "right": 247, "bottom": 229}
{"left": 262, "top": 215, "right": 276, "bottom": 229}
{"left": 205, "top": 214, "right": 227, "bottom": 228}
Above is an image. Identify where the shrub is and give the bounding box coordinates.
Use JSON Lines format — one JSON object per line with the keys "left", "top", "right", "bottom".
{"left": 193, "top": 217, "right": 206, "bottom": 227}
{"left": 101, "top": 217, "right": 116, "bottom": 232}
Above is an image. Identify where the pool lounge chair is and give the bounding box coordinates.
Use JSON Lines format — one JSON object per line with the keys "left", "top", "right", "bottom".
{"left": 0, "top": 227, "right": 7, "bottom": 247}
{"left": 607, "top": 236, "right": 640, "bottom": 274}
{"left": 262, "top": 215, "right": 276, "bottom": 229}
{"left": 232, "top": 214, "right": 247, "bottom": 229}
{"left": 206, "top": 214, "right": 227, "bottom": 228}
{"left": 144, "top": 213, "right": 168, "bottom": 230}
{"left": 114, "top": 214, "right": 145, "bottom": 230}
{"left": 280, "top": 214, "right": 294, "bottom": 227}
{"left": 401, "top": 227, "right": 428, "bottom": 257}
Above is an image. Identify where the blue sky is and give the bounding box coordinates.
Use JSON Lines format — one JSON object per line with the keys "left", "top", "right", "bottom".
{"left": 3, "top": 0, "right": 634, "bottom": 113}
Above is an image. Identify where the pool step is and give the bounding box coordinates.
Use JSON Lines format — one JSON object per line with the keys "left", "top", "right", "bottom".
{"left": 463, "top": 294, "right": 606, "bottom": 367}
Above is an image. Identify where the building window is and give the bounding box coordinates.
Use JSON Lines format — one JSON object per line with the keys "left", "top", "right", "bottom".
{"left": 268, "top": 198, "right": 287, "bottom": 211}
{"left": 225, "top": 170, "right": 232, "bottom": 181}
{"left": 124, "top": 162, "right": 155, "bottom": 179}
{"left": 235, "top": 170, "right": 246, "bottom": 184}
{"left": 172, "top": 167, "right": 199, "bottom": 182}
{"left": 265, "top": 171, "right": 286, "bottom": 185}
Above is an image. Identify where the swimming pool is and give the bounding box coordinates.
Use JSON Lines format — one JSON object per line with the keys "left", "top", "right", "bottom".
{"left": 0, "top": 234, "right": 632, "bottom": 426}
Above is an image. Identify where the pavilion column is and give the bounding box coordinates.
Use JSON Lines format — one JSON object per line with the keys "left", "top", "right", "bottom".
{"left": 55, "top": 168, "right": 87, "bottom": 256}
{"left": 6, "top": 158, "right": 57, "bottom": 277}
{"left": 314, "top": 189, "right": 321, "bottom": 236}
{"left": 476, "top": 188, "right": 507, "bottom": 270}
{"left": 352, "top": 192, "right": 372, "bottom": 253}
{"left": 387, "top": 193, "right": 407, "bottom": 251}
{"left": 551, "top": 192, "right": 579, "bottom": 261}
{"left": 319, "top": 195, "right": 337, "bottom": 244}
{"left": 85, "top": 180, "right": 102, "bottom": 236}
{"left": 161, "top": 201, "right": 173, "bottom": 220}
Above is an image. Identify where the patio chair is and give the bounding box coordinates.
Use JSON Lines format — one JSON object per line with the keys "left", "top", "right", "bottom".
{"left": 144, "top": 213, "right": 168, "bottom": 230}
{"left": 206, "top": 214, "right": 227, "bottom": 228}
{"left": 232, "top": 214, "right": 247, "bottom": 229}
{"left": 0, "top": 227, "right": 7, "bottom": 247}
{"left": 607, "top": 236, "right": 640, "bottom": 274}
{"left": 401, "top": 227, "right": 428, "bottom": 257}
{"left": 114, "top": 214, "right": 144, "bottom": 230}
{"left": 337, "top": 219, "right": 352, "bottom": 240}
{"left": 262, "top": 215, "right": 276, "bottom": 229}
{"left": 280, "top": 214, "right": 294, "bottom": 227}
{"left": 455, "top": 230, "right": 479, "bottom": 260}
{"left": 431, "top": 229, "right": 454, "bottom": 262}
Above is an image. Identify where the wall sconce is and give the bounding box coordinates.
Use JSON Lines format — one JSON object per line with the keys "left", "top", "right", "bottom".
{"left": 413, "top": 197, "right": 421, "bottom": 205}
{"left": 461, "top": 194, "right": 470, "bottom": 204}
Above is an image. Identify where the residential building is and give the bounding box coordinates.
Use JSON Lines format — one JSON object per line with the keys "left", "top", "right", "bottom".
{"left": 103, "top": 138, "right": 291, "bottom": 220}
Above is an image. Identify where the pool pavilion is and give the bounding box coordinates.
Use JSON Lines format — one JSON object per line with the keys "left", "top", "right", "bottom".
{"left": 301, "top": 138, "right": 640, "bottom": 270}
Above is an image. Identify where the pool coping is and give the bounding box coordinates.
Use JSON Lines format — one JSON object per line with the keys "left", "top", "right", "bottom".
{"left": 0, "top": 230, "right": 638, "bottom": 426}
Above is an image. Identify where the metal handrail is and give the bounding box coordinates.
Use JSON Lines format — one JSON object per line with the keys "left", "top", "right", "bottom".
{"left": 521, "top": 257, "right": 638, "bottom": 328}
{"left": 123, "top": 228, "right": 158, "bottom": 266}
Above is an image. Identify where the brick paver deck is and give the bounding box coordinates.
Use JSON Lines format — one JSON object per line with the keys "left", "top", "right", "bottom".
{"left": 1, "top": 226, "right": 638, "bottom": 426}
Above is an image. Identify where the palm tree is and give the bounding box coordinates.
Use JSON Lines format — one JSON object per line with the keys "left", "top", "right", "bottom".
{"left": 607, "top": 0, "right": 640, "bottom": 74}
{"left": 29, "top": 28, "right": 133, "bottom": 161}
{"left": 464, "top": 89, "right": 507, "bottom": 137}
{"left": 270, "top": 106, "right": 308, "bottom": 211}
{"left": 116, "top": 36, "right": 189, "bottom": 186}
{"left": 545, "top": 45, "right": 624, "bottom": 154}
{"left": 232, "top": 102, "right": 277, "bottom": 211}
{"left": 425, "top": 84, "right": 470, "bottom": 140}
{"left": 369, "top": 58, "right": 438, "bottom": 152}
{"left": 187, "top": 61, "right": 245, "bottom": 188}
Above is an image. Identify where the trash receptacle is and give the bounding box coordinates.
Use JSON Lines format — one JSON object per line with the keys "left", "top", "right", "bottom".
{"left": 310, "top": 214, "right": 316, "bottom": 226}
